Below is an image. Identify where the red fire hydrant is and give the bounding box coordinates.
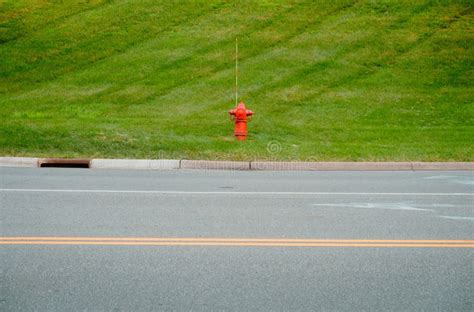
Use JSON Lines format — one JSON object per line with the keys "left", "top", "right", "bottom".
{"left": 229, "top": 102, "right": 253, "bottom": 141}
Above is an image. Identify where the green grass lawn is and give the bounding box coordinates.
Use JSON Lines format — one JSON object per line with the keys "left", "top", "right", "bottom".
{"left": 1, "top": 0, "right": 473, "bottom": 161}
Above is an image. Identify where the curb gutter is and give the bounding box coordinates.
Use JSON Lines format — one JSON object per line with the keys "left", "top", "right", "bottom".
{"left": 1, "top": 157, "right": 473, "bottom": 171}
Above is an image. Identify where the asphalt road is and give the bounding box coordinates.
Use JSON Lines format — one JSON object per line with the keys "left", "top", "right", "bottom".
{"left": 1, "top": 167, "right": 473, "bottom": 311}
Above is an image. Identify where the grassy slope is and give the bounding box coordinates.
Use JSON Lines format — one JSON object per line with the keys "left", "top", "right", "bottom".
{"left": 0, "top": 0, "right": 472, "bottom": 161}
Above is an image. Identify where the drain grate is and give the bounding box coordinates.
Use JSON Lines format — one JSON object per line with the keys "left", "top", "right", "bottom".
{"left": 39, "top": 158, "right": 90, "bottom": 168}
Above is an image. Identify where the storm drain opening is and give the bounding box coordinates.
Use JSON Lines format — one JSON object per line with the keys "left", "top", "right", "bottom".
{"left": 39, "top": 159, "right": 90, "bottom": 168}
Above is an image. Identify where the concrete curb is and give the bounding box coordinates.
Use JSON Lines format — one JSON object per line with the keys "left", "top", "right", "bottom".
{"left": 411, "top": 162, "right": 474, "bottom": 171}
{"left": 0, "top": 157, "right": 39, "bottom": 167}
{"left": 250, "top": 161, "right": 414, "bottom": 171}
{"left": 1, "top": 157, "right": 473, "bottom": 171}
{"left": 181, "top": 160, "right": 250, "bottom": 170}
{"left": 90, "top": 159, "right": 180, "bottom": 170}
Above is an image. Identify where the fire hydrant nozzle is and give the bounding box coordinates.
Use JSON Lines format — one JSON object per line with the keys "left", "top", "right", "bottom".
{"left": 229, "top": 102, "right": 253, "bottom": 141}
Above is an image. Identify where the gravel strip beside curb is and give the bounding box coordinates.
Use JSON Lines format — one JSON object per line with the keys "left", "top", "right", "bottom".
{"left": 90, "top": 159, "right": 179, "bottom": 170}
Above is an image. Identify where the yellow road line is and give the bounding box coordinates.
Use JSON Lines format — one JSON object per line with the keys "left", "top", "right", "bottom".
{"left": 1, "top": 237, "right": 473, "bottom": 243}
{"left": 0, "top": 237, "right": 473, "bottom": 248}
{"left": 0, "top": 242, "right": 473, "bottom": 248}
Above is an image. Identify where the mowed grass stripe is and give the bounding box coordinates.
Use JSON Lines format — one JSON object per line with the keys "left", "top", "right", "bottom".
{"left": 1, "top": 1, "right": 472, "bottom": 161}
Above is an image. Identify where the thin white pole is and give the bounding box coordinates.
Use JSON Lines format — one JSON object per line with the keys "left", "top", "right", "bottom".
{"left": 235, "top": 37, "right": 238, "bottom": 106}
